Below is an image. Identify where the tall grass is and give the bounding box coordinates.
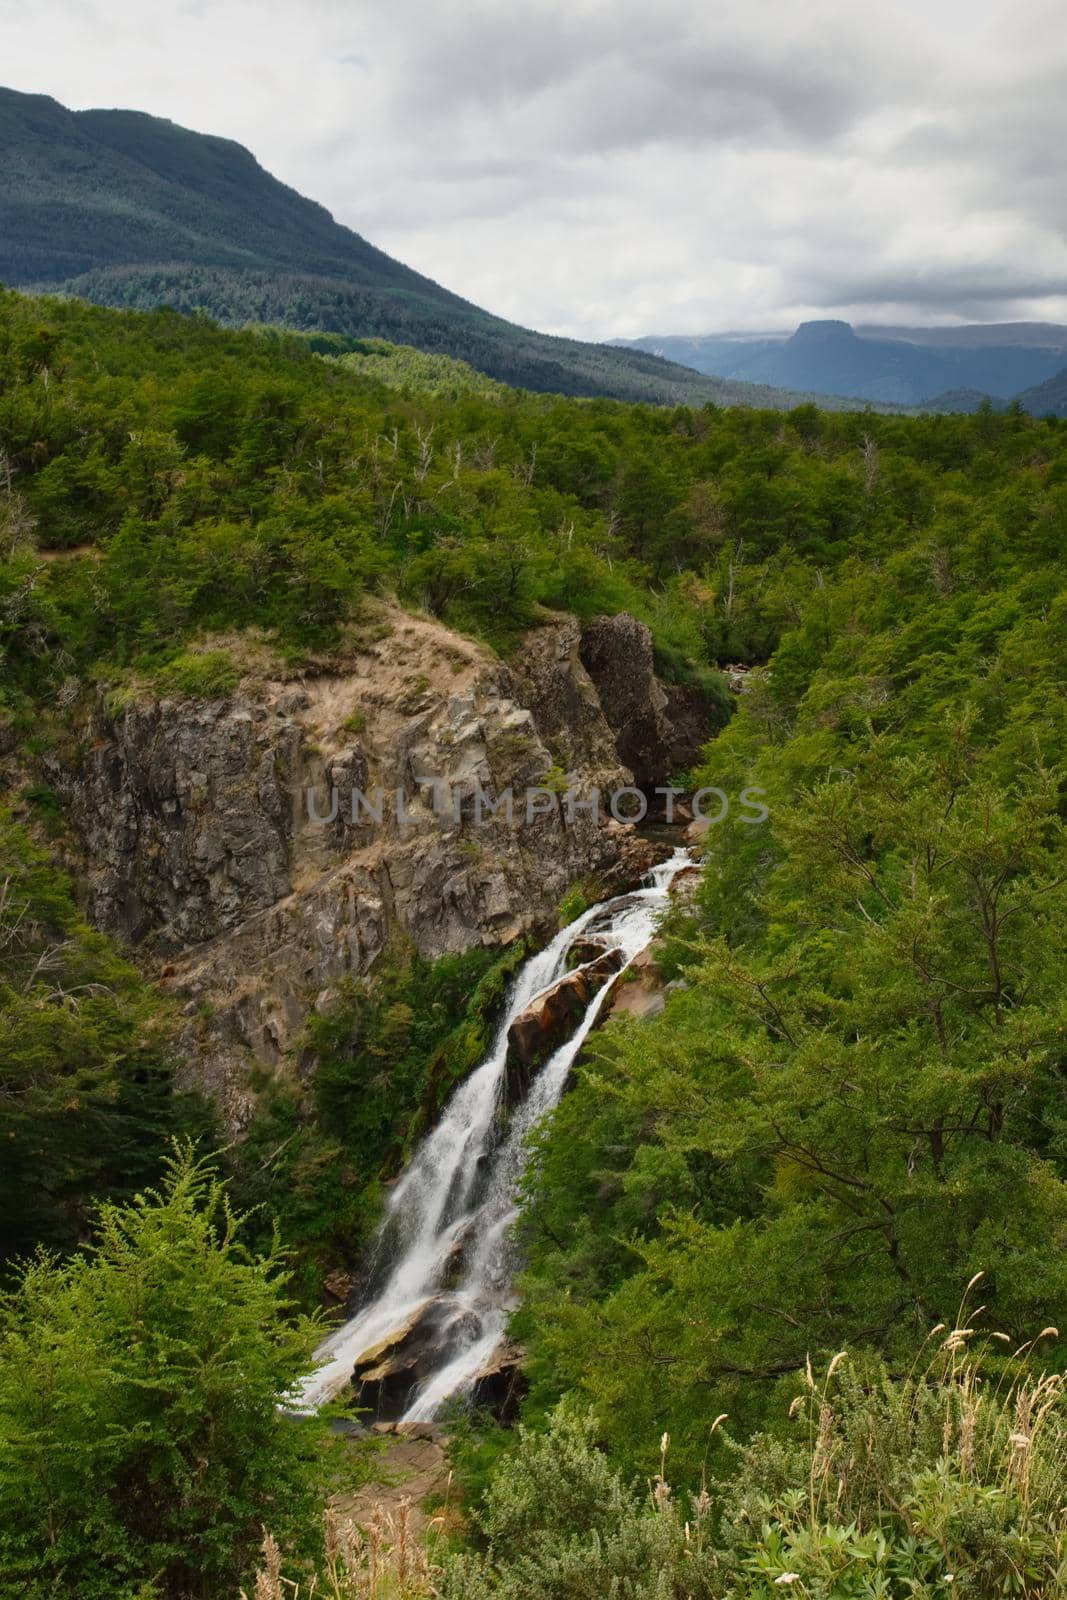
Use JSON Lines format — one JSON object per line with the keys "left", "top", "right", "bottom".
{"left": 247, "top": 1293, "right": 1066, "bottom": 1599}
{"left": 242, "top": 1501, "right": 442, "bottom": 1600}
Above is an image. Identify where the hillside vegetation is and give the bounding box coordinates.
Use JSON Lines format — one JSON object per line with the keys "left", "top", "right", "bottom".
{"left": 0, "top": 85, "right": 868, "bottom": 410}
{"left": 0, "top": 288, "right": 1065, "bottom": 1596}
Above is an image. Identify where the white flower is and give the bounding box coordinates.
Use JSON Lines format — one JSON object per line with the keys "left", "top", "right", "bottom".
{"left": 774, "top": 1576, "right": 801, "bottom": 1587}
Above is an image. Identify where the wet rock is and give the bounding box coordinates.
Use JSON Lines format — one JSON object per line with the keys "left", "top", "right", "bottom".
{"left": 601, "top": 820, "right": 669, "bottom": 887}
{"left": 350, "top": 1300, "right": 443, "bottom": 1417}
{"left": 370, "top": 1420, "right": 446, "bottom": 1442}
{"left": 353, "top": 1302, "right": 435, "bottom": 1375}
{"left": 668, "top": 865, "right": 702, "bottom": 900}
{"left": 505, "top": 947, "right": 625, "bottom": 1096}
{"left": 566, "top": 935, "right": 614, "bottom": 968}
{"left": 323, "top": 1268, "right": 358, "bottom": 1306}
{"left": 608, "top": 947, "right": 668, "bottom": 1021}
{"left": 471, "top": 1340, "right": 526, "bottom": 1423}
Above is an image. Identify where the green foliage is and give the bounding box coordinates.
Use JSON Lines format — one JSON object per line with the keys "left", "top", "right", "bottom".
{"left": 6, "top": 287, "right": 1064, "bottom": 689}
{"left": 0, "top": 1146, "right": 333, "bottom": 1600}
{"left": 440, "top": 1337, "right": 1067, "bottom": 1599}
{"left": 557, "top": 883, "right": 592, "bottom": 927}
{"left": 510, "top": 398, "right": 1067, "bottom": 1484}
{"left": 0, "top": 809, "right": 213, "bottom": 1263}
{"left": 229, "top": 941, "right": 529, "bottom": 1303}
{"left": 152, "top": 648, "right": 240, "bottom": 697}
{"left": 331, "top": 340, "right": 509, "bottom": 399}
{"left": 4, "top": 280, "right": 1067, "bottom": 1590}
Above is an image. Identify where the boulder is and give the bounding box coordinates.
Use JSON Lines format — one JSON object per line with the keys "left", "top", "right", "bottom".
{"left": 566, "top": 935, "right": 614, "bottom": 968}
{"left": 668, "top": 865, "right": 702, "bottom": 900}
{"left": 322, "top": 1268, "right": 358, "bottom": 1306}
{"left": 608, "top": 947, "right": 667, "bottom": 1021}
{"left": 505, "top": 947, "right": 625, "bottom": 1097}
{"left": 602, "top": 820, "right": 669, "bottom": 887}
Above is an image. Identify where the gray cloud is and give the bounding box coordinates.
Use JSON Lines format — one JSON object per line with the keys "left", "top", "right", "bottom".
{"left": 2, "top": 0, "right": 1065, "bottom": 334}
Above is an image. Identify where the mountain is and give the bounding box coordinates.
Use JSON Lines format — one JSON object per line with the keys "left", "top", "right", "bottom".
{"left": 859, "top": 321, "right": 1067, "bottom": 350}
{"left": 1015, "top": 366, "right": 1067, "bottom": 418}
{"left": 0, "top": 85, "right": 856, "bottom": 411}
{"left": 920, "top": 388, "right": 1005, "bottom": 414}
{"left": 619, "top": 319, "right": 1067, "bottom": 405}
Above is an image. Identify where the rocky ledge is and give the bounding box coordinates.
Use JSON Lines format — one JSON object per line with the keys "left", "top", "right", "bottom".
{"left": 45, "top": 605, "right": 720, "bottom": 1130}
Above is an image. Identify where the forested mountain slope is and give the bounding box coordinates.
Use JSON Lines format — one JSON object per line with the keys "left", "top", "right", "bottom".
{"left": 1016, "top": 364, "right": 1067, "bottom": 418}
{"left": 0, "top": 86, "right": 863, "bottom": 410}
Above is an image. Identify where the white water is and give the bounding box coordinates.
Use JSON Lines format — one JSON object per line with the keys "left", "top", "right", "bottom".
{"left": 292, "top": 848, "right": 693, "bottom": 1418}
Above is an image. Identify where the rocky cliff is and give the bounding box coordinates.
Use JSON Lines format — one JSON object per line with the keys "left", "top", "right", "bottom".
{"left": 45, "top": 606, "right": 715, "bottom": 1130}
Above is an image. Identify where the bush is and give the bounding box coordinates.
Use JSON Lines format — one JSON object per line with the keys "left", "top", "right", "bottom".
{"left": 0, "top": 1147, "right": 333, "bottom": 1600}
{"left": 152, "top": 648, "right": 240, "bottom": 698}
{"left": 431, "top": 1319, "right": 1067, "bottom": 1600}
{"left": 719, "top": 1327, "right": 1067, "bottom": 1599}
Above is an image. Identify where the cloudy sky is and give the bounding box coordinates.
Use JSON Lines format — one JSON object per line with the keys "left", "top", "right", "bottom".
{"left": 3, "top": 0, "right": 1065, "bottom": 337}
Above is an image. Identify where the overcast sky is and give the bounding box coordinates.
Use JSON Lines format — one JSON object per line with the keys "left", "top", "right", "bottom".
{"left": 3, "top": 0, "right": 1066, "bottom": 337}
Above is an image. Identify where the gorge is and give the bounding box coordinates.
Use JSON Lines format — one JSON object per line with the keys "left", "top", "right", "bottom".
{"left": 293, "top": 847, "right": 694, "bottom": 1419}
{"left": 4, "top": 280, "right": 1065, "bottom": 1598}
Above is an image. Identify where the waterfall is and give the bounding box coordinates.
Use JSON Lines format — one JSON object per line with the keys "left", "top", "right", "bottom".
{"left": 291, "top": 847, "right": 694, "bottom": 1419}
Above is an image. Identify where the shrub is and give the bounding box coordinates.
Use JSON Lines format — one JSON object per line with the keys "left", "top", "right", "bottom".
{"left": 153, "top": 648, "right": 240, "bottom": 698}
{"left": 431, "top": 1315, "right": 1067, "bottom": 1600}
{"left": 0, "top": 1146, "right": 333, "bottom": 1599}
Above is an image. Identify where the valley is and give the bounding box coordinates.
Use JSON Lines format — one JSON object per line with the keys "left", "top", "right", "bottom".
{"left": 1, "top": 283, "right": 1065, "bottom": 1598}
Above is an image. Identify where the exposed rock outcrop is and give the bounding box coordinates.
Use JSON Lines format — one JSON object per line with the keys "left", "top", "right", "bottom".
{"left": 505, "top": 946, "right": 625, "bottom": 1099}
{"left": 44, "top": 605, "right": 716, "bottom": 1131}
{"left": 577, "top": 613, "right": 725, "bottom": 790}
{"left": 507, "top": 615, "right": 624, "bottom": 792}
{"left": 608, "top": 947, "right": 667, "bottom": 1021}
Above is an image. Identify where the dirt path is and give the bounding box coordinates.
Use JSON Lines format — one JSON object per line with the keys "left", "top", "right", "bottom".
{"left": 332, "top": 1424, "right": 452, "bottom": 1537}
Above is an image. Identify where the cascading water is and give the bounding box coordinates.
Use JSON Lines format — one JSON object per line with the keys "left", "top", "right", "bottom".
{"left": 292, "top": 847, "right": 694, "bottom": 1419}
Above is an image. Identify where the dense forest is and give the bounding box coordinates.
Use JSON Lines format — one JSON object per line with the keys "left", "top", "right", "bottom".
{"left": 1, "top": 288, "right": 1065, "bottom": 1597}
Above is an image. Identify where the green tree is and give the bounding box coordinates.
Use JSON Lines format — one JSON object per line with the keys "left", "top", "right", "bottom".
{"left": 0, "top": 810, "right": 211, "bottom": 1261}
{"left": 0, "top": 1146, "right": 331, "bottom": 1599}
{"left": 515, "top": 749, "right": 1067, "bottom": 1477}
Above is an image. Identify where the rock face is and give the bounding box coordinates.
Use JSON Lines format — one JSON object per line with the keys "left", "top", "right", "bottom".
{"left": 45, "top": 605, "right": 713, "bottom": 1131}
{"left": 507, "top": 615, "right": 624, "bottom": 793}
{"left": 577, "top": 613, "right": 724, "bottom": 790}
{"left": 608, "top": 947, "right": 667, "bottom": 1021}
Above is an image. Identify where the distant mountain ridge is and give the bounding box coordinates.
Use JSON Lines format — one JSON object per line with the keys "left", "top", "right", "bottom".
{"left": 618, "top": 319, "right": 1067, "bottom": 407}
{"left": 0, "top": 85, "right": 879, "bottom": 412}
{"left": 1014, "top": 367, "right": 1067, "bottom": 418}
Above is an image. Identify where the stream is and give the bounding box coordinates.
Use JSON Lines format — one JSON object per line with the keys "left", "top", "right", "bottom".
{"left": 292, "top": 846, "right": 694, "bottom": 1420}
